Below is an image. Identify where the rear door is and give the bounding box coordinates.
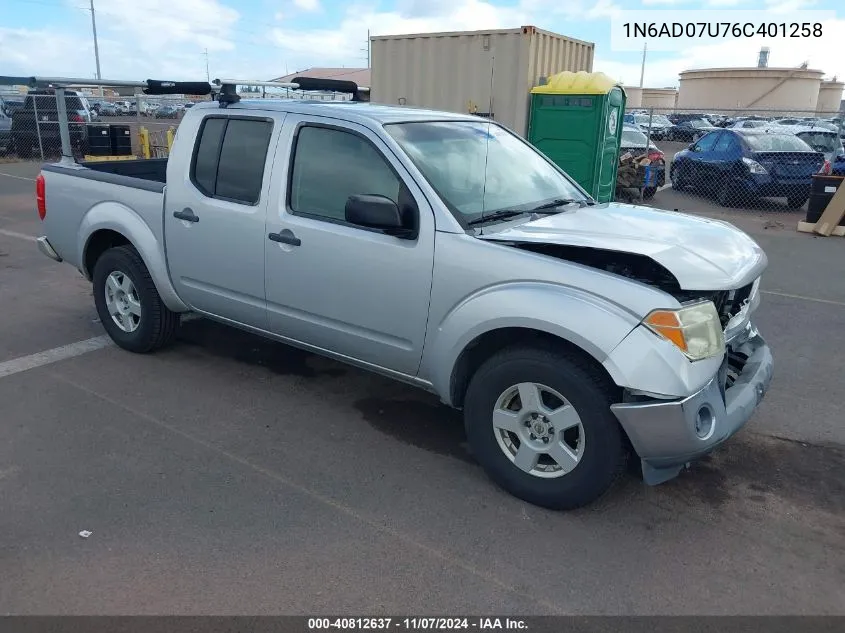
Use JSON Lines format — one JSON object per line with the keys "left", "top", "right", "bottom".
{"left": 165, "top": 112, "right": 283, "bottom": 329}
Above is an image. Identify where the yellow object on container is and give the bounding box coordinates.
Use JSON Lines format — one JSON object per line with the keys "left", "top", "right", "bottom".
{"left": 531, "top": 71, "right": 620, "bottom": 95}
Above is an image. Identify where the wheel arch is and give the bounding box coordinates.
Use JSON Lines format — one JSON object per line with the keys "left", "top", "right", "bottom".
{"left": 449, "top": 327, "right": 621, "bottom": 410}
{"left": 79, "top": 204, "right": 188, "bottom": 312}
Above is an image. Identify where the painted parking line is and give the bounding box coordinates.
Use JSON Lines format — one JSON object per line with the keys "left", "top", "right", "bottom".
{"left": 0, "top": 336, "right": 113, "bottom": 380}
{"left": 0, "top": 228, "right": 36, "bottom": 242}
{"left": 761, "top": 290, "right": 845, "bottom": 307}
{"left": 0, "top": 172, "right": 35, "bottom": 182}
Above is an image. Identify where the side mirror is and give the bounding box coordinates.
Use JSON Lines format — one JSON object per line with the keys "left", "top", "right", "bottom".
{"left": 688, "top": 143, "right": 696, "bottom": 151}
{"left": 345, "top": 194, "right": 410, "bottom": 237}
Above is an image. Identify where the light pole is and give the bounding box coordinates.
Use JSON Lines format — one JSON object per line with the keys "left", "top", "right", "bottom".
{"left": 89, "top": 0, "right": 103, "bottom": 96}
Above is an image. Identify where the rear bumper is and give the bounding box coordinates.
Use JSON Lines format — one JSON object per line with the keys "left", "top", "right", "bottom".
{"left": 611, "top": 323, "right": 773, "bottom": 484}
{"left": 37, "top": 236, "right": 62, "bottom": 262}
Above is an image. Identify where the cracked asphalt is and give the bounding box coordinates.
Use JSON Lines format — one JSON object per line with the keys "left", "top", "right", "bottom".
{"left": 1, "top": 161, "right": 843, "bottom": 615}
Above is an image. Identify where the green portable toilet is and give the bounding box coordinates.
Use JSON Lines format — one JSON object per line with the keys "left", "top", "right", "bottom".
{"left": 528, "top": 71, "right": 626, "bottom": 203}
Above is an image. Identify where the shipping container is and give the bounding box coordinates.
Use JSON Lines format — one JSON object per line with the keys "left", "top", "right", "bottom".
{"left": 370, "top": 26, "right": 595, "bottom": 136}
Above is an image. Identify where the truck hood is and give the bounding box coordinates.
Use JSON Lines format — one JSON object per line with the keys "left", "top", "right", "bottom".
{"left": 476, "top": 202, "right": 767, "bottom": 290}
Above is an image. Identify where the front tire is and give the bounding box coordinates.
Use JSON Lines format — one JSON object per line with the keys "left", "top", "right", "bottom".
{"left": 463, "top": 346, "right": 626, "bottom": 510}
{"left": 92, "top": 245, "right": 180, "bottom": 353}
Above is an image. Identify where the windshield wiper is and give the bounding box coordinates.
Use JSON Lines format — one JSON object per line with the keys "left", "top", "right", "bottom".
{"left": 531, "top": 198, "right": 594, "bottom": 211}
{"left": 466, "top": 210, "right": 528, "bottom": 226}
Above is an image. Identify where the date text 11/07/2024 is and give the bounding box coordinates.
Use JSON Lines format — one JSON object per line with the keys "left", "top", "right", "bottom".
{"left": 623, "top": 21, "right": 822, "bottom": 38}
{"left": 307, "top": 618, "right": 528, "bottom": 630}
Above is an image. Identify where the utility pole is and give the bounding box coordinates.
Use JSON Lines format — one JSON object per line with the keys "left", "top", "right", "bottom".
{"left": 89, "top": 0, "right": 103, "bottom": 96}
{"left": 639, "top": 41, "right": 647, "bottom": 88}
{"left": 203, "top": 49, "right": 210, "bottom": 82}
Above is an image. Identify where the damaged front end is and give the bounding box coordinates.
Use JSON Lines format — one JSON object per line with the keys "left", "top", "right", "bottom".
{"left": 495, "top": 240, "right": 771, "bottom": 485}
{"left": 505, "top": 242, "right": 758, "bottom": 335}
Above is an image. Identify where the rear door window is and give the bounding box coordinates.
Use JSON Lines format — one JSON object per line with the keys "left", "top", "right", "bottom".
{"left": 694, "top": 132, "right": 719, "bottom": 152}
{"left": 190, "top": 117, "right": 273, "bottom": 205}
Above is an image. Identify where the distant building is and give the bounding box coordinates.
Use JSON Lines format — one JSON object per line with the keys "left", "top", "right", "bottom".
{"left": 271, "top": 67, "right": 370, "bottom": 87}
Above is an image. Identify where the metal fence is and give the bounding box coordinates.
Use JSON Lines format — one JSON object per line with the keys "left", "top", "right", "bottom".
{"left": 0, "top": 92, "right": 195, "bottom": 162}
{"left": 620, "top": 106, "right": 845, "bottom": 215}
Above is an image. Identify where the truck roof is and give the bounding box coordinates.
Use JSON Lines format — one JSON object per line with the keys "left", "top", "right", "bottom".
{"left": 190, "top": 98, "right": 485, "bottom": 126}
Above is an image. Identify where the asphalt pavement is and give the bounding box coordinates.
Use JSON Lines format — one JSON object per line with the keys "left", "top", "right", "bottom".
{"left": 0, "top": 161, "right": 843, "bottom": 615}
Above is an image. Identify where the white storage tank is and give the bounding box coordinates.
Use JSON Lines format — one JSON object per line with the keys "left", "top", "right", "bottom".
{"left": 370, "top": 26, "right": 595, "bottom": 136}
{"left": 640, "top": 88, "right": 677, "bottom": 112}
{"left": 817, "top": 79, "right": 844, "bottom": 115}
{"left": 677, "top": 67, "right": 823, "bottom": 112}
{"left": 623, "top": 86, "right": 643, "bottom": 108}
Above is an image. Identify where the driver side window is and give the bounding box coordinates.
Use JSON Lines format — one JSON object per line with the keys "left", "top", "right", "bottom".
{"left": 289, "top": 125, "right": 401, "bottom": 222}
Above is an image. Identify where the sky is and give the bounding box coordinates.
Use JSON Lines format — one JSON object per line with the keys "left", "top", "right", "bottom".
{"left": 1, "top": 0, "right": 843, "bottom": 89}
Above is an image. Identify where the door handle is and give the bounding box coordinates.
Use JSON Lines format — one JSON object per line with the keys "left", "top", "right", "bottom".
{"left": 268, "top": 229, "right": 301, "bottom": 246}
{"left": 173, "top": 208, "right": 199, "bottom": 223}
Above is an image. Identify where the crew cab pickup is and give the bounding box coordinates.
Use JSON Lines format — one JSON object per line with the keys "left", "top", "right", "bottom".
{"left": 35, "top": 99, "right": 774, "bottom": 510}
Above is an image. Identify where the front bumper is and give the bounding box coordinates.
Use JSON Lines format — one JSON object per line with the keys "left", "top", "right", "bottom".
{"left": 37, "top": 236, "right": 62, "bottom": 262}
{"left": 610, "top": 324, "right": 773, "bottom": 484}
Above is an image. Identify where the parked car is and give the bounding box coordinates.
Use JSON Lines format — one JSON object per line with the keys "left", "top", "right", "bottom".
{"left": 154, "top": 105, "right": 178, "bottom": 118}
{"left": 10, "top": 89, "right": 92, "bottom": 159}
{"left": 730, "top": 119, "right": 770, "bottom": 130}
{"left": 1, "top": 96, "right": 25, "bottom": 117}
{"left": 667, "top": 112, "right": 710, "bottom": 125}
{"left": 628, "top": 113, "right": 673, "bottom": 139}
{"left": 0, "top": 109, "right": 13, "bottom": 155}
{"left": 790, "top": 127, "right": 845, "bottom": 176}
{"left": 34, "top": 99, "right": 773, "bottom": 510}
{"left": 98, "top": 103, "right": 118, "bottom": 117}
{"left": 667, "top": 118, "right": 719, "bottom": 141}
{"left": 671, "top": 129, "right": 824, "bottom": 208}
{"left": 619, "top": 123, "right": 666, "bottom": 198}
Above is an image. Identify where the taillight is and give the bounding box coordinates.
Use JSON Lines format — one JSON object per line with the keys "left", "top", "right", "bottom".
{"left": 648, "top": 151, "right": 664, "bottom": 162}
{"left": 36, "top": 174, "right": 46, "bottom": 220}
{"left": 820, "top": 159, "right": 832, "bottom": 175}
{"left": 69, "top": 113, "right": 84, "bottom": 122}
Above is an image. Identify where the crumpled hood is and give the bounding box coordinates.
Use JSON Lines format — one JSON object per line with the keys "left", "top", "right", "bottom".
{"left": 477, "top": 202, "right": 767, "bottom": 290}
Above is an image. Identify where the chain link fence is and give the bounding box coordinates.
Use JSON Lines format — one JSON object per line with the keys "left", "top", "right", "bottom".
{"left": 621, "top": 106, "right": 845, "bottom": 218}
{"left": 0, "top": 91, "right": 198, "bottom": 163}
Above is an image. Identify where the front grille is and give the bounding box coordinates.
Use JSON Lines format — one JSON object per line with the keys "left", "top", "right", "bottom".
{"left": 714, "top": 281, "right": 755, "bottom": 328}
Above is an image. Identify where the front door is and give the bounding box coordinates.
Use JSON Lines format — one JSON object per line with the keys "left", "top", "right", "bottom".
{"left": 165, "top": 113, "right": 282, "bottom": 329}
{"left": 264, "top": 117, "right": 435, "bottom": 376}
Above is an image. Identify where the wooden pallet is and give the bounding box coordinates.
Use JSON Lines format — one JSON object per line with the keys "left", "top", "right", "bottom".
{"left": 796, "top": 221, "right": 845, "bottom": 236}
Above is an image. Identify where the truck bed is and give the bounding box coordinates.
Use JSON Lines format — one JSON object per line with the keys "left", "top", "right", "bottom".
{"left": 77, "top": 157, "right": 167, "bottom": 188}
{"left": 39, "top": 160, "right": 167, "bottom": 275}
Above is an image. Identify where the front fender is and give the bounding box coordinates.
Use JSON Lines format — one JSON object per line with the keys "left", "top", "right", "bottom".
{"left": 420, "top": 282, "right": 642, "bottom": 405}
{"left": 78, "top": 201, "right": 188, "bottom": 312}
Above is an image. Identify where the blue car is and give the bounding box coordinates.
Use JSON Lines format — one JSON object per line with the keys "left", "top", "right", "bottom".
{"left": 670, "top": 129, "right": 825, "bottom": 208}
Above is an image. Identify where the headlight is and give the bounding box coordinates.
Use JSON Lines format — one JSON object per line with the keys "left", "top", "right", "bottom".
{"left": 643, "top": 301, "right": 725, "bottom": 361}
{"left": 742, "top": 156, "right": 768, "bottom": 174}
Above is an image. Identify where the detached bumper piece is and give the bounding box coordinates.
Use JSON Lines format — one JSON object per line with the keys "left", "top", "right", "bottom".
{"left": 36, "top": 236, "right": 62, "bottom": 262}
{"left": 611, "top": 324, "right": 774, "bottom": 485}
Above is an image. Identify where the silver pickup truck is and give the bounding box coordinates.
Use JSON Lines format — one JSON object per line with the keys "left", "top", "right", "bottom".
{"left": 35, "top": 99, "right": 773, "bottom": 510}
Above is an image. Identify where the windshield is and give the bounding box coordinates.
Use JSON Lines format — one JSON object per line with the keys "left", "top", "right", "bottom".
{"left": 621, "top": 129, "right": 648, "bottom": 146}
{"left": 744, "top": 134, "right": 814, "bottom": 151}
{"left": 796, "top": 132, "right": 842, "bottom": 154}
{"left": 385, "top": 120, "right": 587, "bottom": 220}
{"left": 690, "top": 119, "right": 712, "bottom": 128}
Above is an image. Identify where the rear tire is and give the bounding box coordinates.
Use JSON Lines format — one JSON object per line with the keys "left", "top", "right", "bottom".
{"left": 463, "top": 346, "right": 626, "bottom": 510}
{"left": 92, "top": 245, "right": 180, "bottom": 353}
